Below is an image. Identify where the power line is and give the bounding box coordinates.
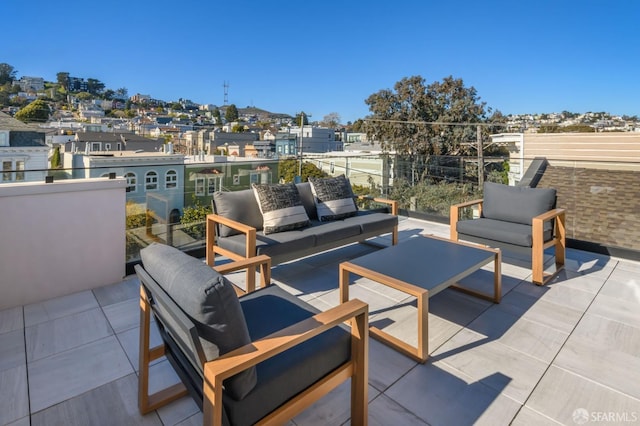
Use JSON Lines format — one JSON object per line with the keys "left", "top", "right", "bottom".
{"left": 364, "top": 118, "right": 511, "bottom": 127}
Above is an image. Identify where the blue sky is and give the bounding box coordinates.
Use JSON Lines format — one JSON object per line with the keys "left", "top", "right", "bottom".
{"left": 3, "top": 0, "right": 639, "bottom": 123}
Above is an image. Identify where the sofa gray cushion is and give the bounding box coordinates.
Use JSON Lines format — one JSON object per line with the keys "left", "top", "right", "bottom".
{"left": 213, "top": 189, "right": 263, "bottom": 237}
{"left": 296, "top": 182, "right": 318, "bottom": 221}
{"left": 222, "top": 285, "right": 351, "bottom": 425}
{"left": 345, "top": 211, "right": 399, "bottom": 236}
{"left": 309, "top": 175, "right": 358, "bottom": 221}
{"left": 139, "top": 243, "right": 257, "bottom": 400}
{"left": 481, "top": 182, "right": 556, "bottom": 225}
{"left": 252, "top": 183, "right": 310, "bottom": 234}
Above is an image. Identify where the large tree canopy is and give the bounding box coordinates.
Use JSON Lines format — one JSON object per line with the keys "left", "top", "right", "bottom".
{"left": 0, "top": 63, "right": 17, "bottom": 85}
{"left": 225, "top": 104, "right": 239, "bottom": 122}
{"left": 364, "top": 75, "right": 489, "bottom": 156}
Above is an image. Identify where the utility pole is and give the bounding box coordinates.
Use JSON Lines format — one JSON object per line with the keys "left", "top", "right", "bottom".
{"left": 298, "top": 113, "right": 304, "bottom": 178}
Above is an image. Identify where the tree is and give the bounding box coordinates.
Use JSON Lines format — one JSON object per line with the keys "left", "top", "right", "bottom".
{"left": 115, "top": 87, "right": 128, "bottom": 100}
{"left": 0, "top": 63, "right": 17, "bottom": 85}
{"left": 212, "top": 108, "right": 222, "bottom": 125}
{"left": 50, "top": 146, "right": 61, "bottom": 169}
{"left": 86, "top": 78, "right": 105, "bottom": 95}
{"left": 364, "top": 75, "right": 489, "bottom": 184}
{"left": 56, "top": 72, "right": 69, "bottom": 91}
{"left": 278, "top": 159, "right": 327, "bottom": 183}
{"left": 225, "top": 104, "right": 239, "bottom": 122}
{"left": 320, "top": 112, "right": 341, "bottom": 128}
{"left": 293, "top": 111, "right": 309, "bottom": 126}
{"left": 15, "top": 99, "right": 51, "bottom": 123}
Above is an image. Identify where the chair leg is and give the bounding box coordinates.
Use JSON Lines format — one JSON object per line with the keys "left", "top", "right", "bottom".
{"left": 138, "top": 286, "right": 187, "bottom": 414}
{"left": 350, "top": 309, "right": 369, "bottom": 426}
{"left": 532, "top": 220, "right": 545, "bottom": 285}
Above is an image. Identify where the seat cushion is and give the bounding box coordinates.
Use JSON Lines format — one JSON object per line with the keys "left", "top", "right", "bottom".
{"left": 252, "top": 183, "right": 310, "bottom": 234}
{"left": 296, "top": 182, "right": 318, "bottom": 221}
{"left": 309, "top": 175, "right": 358, "bottom": 221}
{"left": 213, "top": 189, "right": 263, "bottom": 237}
{"left": 139, "top": 243, "right": 257, "bottom": 400}
{"left": 457, "top": 217, "right": 552, "bottom": 247}
{"left": 344, "top": 211, "right": 399, "bottom": 235}
{"left": 481, "top": 182, "right": 556, "bottom": 225}
{"left": 222, "top": 285, "right": 352, "bottom": 425}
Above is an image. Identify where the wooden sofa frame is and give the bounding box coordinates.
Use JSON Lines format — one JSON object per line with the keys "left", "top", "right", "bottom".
{"left": 450, "top": 198, "right": 566, "bottom": 285}
{"left": 137, "top": 254, "right": 370, "bottom": 425}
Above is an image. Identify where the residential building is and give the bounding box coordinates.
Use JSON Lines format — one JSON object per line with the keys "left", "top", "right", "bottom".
{"left": 288, "top": 125, "right": 344, "bottom": 153}
{"left": 0, "top": 112, "right": 48, "bottom": 183}
{"left": 66, "top": 131, "right": 164, "bottom": 154}
{"left": 17, "top": 76, "right": 45, "bottom": 92}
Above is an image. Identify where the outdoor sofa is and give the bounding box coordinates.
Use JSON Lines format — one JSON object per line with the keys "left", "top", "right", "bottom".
{"left": 206, "top": 176, "right": 398, "bottom": 292}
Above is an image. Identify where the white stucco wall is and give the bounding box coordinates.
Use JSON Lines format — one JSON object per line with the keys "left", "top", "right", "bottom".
{"left": 0, "top": 177, "right": 126, "bottom": 309}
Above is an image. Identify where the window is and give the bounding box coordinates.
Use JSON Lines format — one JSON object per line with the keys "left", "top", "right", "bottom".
{"left": 207, "top": 177, "right": 218, "bottom": 195}
{"left": 250, "top": 173, "right": 260, "bottom": 184}
{"left": 15, "top": 161, "right": 24, "bottom": 181}
{"left": 105, "top": 143, "right": 111, "bottom": 151}
{"left": 2, "top": 161, "right": 11, "bottom": 182}
{"left": 145, "top": 171, "right": 158, "bottom": 191}
{"left": 233, "top": 175, "right": 239, "bottom": 185}
{"left": 91, "top": 142, "right": 100, "bottom": 151}
{"left": 165, "top": 170, "right": 177, "bottom": 189}
{"left": 125, "top": 172, "right": 137, "bottom": 192}
{"left": 195, "top": 177, "right": 205, "bottom": 196}
{"left": 330, "top": 161, "right": 335, "bottom": 173}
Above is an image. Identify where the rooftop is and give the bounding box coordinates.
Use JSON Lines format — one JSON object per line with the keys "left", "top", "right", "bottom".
{"left": 2, "top": 216, "right": 639, "bottom": 425}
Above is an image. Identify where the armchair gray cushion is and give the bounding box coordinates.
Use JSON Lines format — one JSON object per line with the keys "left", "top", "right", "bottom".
{"left": 139, "top": 243, "right": 257, "bottom": 400}
{"left": 482, "top": 182, "right": 556, "bottom": 225}
{"left": 213, "top": 190, "right": 263, "bottom": 237}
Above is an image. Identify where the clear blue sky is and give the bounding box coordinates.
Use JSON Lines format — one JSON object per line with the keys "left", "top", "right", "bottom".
{"left": 3, "top": 0, "right": 639, "bottom": 123}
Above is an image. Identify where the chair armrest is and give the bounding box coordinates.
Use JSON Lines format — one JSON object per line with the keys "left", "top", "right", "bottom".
{"left": 357, "top": 196, "right": 398, "bottom": 215}
{"left": 533, "top": 208, "right": 565, "bottom": 223}
{"left": 450, "top": 198, "right": 483, "bottom": 240}
{"left": 213, "top": 255, "right": 271, "bottom": 293}
{"left": 202, "top": 298, "right": 369, "bottom": 424}
{"left": 206, "top": 213, "right": 257, "bottom": 265}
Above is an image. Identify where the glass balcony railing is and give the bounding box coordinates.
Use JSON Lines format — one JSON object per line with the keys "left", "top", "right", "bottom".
{"left": 4, "top": 153, "right": 638, "bottom": 270}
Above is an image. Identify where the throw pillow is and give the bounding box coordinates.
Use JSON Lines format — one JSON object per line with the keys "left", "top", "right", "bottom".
{"left": 252, "top": 183, "right": 310, "bottom": 234}
{"left": 309, "top": 175, "right": 358, "bottom": 221}
{"left": 140, "top": 242, "right": 257, "bottom": 400}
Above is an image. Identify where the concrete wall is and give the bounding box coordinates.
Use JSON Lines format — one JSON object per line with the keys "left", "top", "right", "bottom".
{"left": 0, "top": 178, "right": 126, "bottom": 309}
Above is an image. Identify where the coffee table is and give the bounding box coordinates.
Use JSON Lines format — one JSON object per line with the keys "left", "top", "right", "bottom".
{"left": 339, "top": 234, "right": 501, "bottom": 363}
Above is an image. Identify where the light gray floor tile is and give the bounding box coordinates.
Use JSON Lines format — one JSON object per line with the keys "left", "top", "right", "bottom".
{"left": 28, "top": 335, "right": 133, "bottom": 412}
{"left": 588, "top": 292, "right": 640, "bottom": 329}
{"left": 156, "top": 395, "right": 200, "bottom": 426}
{"left": 0, "top": 306, "right": 23, "bottom": 334}
{"left": 292, "top": 382, "right": 378, "bottom": 426}
{"left": 273, "top": 264, "right": 339, "bottom": 302}
{"left": 24, "top": 290, "right": 99, "bottom": 327}
{"left": 599, "top": 273, "right": 640, "bottom": 302}
{"left": 25, "top": 307, "right": 113, "bottom": 362}
{"left": 499, "top": 285, "right": 585, "bottom": 334}
{"left": 0, "top": 365, "right": 28, "bottom": 425}
{"left": 368, "top": 338, "right": 418, "bottom": 392}
{"left": 385, "top": 361, "right": 522, "bottom": 425}
{"left": 433, "top": 328, "right": 549, "bottom": 404}
{"left": 117, "top": 322, "right": 164, "bottom": 372}
{"left": 614, "top": 258, "right": 640, "bottom": 274}
{"left": 5, "top": 416, "right": 31, "bottom": 426}
{"left": 553, "top": 313, "right": 640, "bottom": 399}
{"left": 102, "top": 297, "right": 140, "bottom": 333}
{"left": 147, "top": 359, "right": 182, "bottom": 395}
{"left": 515, "top": 276, "right": 597, "bottom": 312}
{"left": 30, "top": 373, "right": 162, "bottom": 426}
{"left": 466, "top": 306, "right": 569, "bottom": 363}
{"left": 511, "top": 406, "right": 564, "bottom": 425}
{"left": 545, "top": 268, "right": 607, "bottom": 294}
{"left": 526, "top": 366, "right": 640, "bottom": 425}
{"left": 92, "top": 275, "right": 139, "bottom": 307}
{"left": 368, "top": 393, "right": 428, "bottom": 425}
{"left": 0, "top": 329, "right": 25, "bottom": 372}
{"left": 174, "top": 412, "right": 203, "bottom": 426}
{"left": 456, "top": 267, "right": 522, "bottom": 299}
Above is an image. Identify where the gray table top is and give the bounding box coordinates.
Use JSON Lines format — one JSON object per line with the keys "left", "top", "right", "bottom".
{"left": 346, "top": 236, "right": 497, "bottom": 296}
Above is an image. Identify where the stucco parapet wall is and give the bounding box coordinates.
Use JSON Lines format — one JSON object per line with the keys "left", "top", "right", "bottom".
{"left": 0, "top": 177, "right": 126, "bottom": 197}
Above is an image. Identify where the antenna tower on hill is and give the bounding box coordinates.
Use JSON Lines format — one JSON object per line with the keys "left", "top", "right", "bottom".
{"left": 223, "top": 81, "right": 229, "bottom": 105}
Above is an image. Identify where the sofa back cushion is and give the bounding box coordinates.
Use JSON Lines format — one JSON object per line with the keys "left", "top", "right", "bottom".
{"left": 296, "top": 182, "right": 318, "bottom": 221}
{"left": 213, "top": 189, "right": 263, "bottom": 237}
{"left": 482, "top": 182, "right": 556, "bottom": 225}
{"left": 140, "top": 243, "right": 257, "bottom": 400}
{"left": 252, "top": 183, "right": 310, "bottom": 234}
{"left": 309, "top": 175, "right": 358, "bottom": 221}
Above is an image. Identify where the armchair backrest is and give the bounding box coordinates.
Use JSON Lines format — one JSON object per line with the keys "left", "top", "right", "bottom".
{"left": 482, "top": 182, "right": 556, "bottom": 225}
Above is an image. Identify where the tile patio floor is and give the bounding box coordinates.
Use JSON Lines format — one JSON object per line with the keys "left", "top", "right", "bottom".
{"left": 1, "top": 216, "right": 639, "bottom": 425}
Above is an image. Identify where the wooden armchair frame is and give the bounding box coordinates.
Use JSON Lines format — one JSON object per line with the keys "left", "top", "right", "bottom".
{"left": 137, "top": 254, "right": 369, "bottom": 426}
{"left": 450, "top": 199, "right": 566, "bottom": 285}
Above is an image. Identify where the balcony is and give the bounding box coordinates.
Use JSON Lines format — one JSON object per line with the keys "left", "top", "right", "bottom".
{"left": 1, "top": 156, "right": 639, "bottom": 425}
